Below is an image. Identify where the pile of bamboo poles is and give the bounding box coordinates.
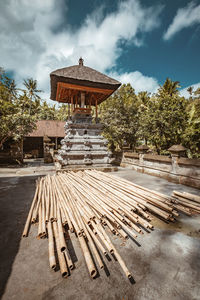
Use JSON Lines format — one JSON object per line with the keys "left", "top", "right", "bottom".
{"left": 171, "top": 190, "right": 200, "bottom": 215}
{"left": 22, "top": 170, "right": 181, "bottom": 280}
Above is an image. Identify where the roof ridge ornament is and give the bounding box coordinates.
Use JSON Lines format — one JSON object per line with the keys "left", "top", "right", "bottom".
{"left": 79, "top": 57, "right": 84, "bottom": 66}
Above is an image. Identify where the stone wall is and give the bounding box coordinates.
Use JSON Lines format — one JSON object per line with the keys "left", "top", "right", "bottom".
{"left": 121, "top": 152, "right": 200, "bottom": 189}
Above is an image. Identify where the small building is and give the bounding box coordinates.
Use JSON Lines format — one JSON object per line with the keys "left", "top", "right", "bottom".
{"left": 23, "top": 120, "right": 65, "bottom": 158}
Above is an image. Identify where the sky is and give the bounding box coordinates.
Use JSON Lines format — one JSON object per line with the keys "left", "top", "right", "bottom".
{"left": 0, "top": 0, "right": 200, "bottom": 103}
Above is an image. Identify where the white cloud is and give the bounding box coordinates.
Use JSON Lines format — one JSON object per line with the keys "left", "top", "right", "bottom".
{"left": 180, "top": 82, "right": 200, "bottom": 98}
{"left": 163, "top": 1, "right": 200, "bottom": 40}
{"left": 0, "top": 0, "right": 163, "bottom": 102}
{"left": 110, "top": 71, "right": 159, "bottom": 94}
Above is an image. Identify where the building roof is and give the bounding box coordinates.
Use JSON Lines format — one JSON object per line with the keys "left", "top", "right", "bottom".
{"left": 50, "top": 58, "right": 121, "bottom": 101}
{"left": 28, "top": 120, "right": 65, "bottom": 137}
{"left": 168, "top": 145, "right": 186, "bottom": 152}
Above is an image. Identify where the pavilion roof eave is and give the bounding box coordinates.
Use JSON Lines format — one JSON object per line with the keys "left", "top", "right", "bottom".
{"left": 50, "top": 74, "right": 121, "bottom": 102}
{"left": 52, "top": 81, "right": 118, "bottom": 105}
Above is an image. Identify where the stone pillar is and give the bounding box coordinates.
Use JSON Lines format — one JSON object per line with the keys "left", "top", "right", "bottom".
{"left": 136, "top": 145, "right": 149, "bottom": 168}
{"left": 168, "top": 144, "right": 187, "bottom": 175}
{"left": 43, "top": 135, "right": 54, "bottom": 163}
{"left": 135, "top": 145, "right": 149, "bottom": 154}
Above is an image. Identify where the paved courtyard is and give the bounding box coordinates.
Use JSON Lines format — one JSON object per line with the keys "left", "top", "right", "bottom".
{"left": 0, "top": 168, "right": 200, "bottom": 300}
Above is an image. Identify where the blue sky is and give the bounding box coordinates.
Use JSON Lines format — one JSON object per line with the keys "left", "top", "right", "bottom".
{"left": 0, "top": 0, "right": 200, "bottom": 101}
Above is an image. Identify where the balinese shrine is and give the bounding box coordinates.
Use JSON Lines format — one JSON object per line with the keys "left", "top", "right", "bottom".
{"left": 50, "top": 58, "right": 121, "bottom": 169}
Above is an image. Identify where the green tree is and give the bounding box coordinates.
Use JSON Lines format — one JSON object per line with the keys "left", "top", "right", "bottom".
{"left": 187, "top": 86, "right": 193, "bottom": 97}
{"left": 23, "top": 78, "right": 42, "bottom": 114}
{"left": 139, "top": 79, "right": 187, "bottom": 154}
{"left": 55, "top": 104, "right": 69, "bottom": 121}
{"left": 183, "top": 87, "right": 200, "bottom": 158}
{"left": 37, "top": 101, "right": 57, "bottom": 120}
{"left": 157, "top": 77, "right": 180, "bottom": 97}
{"left": 0, "top": 69, "right": 36, "bottom": 148}
{"left": 99, "top": 84, "right": 140, "bottom": 150}
{"left": 137, "top": 91, "right": 151, "bottom": 144}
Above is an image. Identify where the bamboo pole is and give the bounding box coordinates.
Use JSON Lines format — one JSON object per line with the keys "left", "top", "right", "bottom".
{"left": 24, "top": 170, "right": 196, "bottom": 282}
{"left": 63, "top": 248, "right": 74, "bottom": 270}
{"left": 87, "top": 170, "right": 173, "bottom": 213}
{"left": 55, "top": 176, "right": 82, "bottom": 232}
{"left": 54, "top": 177, "right": 74, "bottom": 232}
{"left": 86, "top": 223, "right": 108, "bottom": 256}
{"left": 49, "top": 176, "right": 55, "bottom": 222}
{"left": 57, "top": 206, "right": 67, "bottom": 252}
{"left": 173, "top": 191, "right": 200, "bottom": 204}
{"left": 53, "top": 222, "right": 68, "bottom": 277}
{"left": 47, "top": 221, "right": 56, "bottom": 270}
{"left": 113, "top": 248, "right": 132, "bottom": 279}
{"left": 41, "top": 181, "right": 46, "bottom": 237}
{"left": 51, "top": 178, "right": 73, "bottom": 268}
{"left": 31, "top": 178, "right": 43, "bottom": 223}
{"left": 22, "top": 179, "right": 39, "bottom": 237}
{"left": 37, "top": 203, "right": 43, "bottom": 238}
{"left": 172, "top": 195, "right": 200, "bottom": 211}
{"left": 78, "top": 234, "right": 97, "bottom": 278}
{"left": 80, "top": 215, "right": 104, "bottom": 270}
{"left": 172, "top": 194, "right": 200, "bottom": 207}
{"left": 45, "top": 175, "right": 50, "bottom": 223}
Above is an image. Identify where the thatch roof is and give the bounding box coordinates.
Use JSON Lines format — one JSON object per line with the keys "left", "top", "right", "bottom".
{"left": 168, "top": 145, "right": 186, "bottom": 152}
{"left": 27, "top": 120, "right": 65, "bottom": 138}
{"left": 50, "top": 58, "right": 121, "bottom": 101}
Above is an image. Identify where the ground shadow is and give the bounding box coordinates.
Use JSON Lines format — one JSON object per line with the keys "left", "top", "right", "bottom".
{"left": 0, "top": 175, "right": 39, "bottom": 298}
{"left": 65, "top": 230, "right": 78, "bottom": 264}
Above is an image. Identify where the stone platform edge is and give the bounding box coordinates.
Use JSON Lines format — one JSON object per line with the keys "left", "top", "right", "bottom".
{"left": 56, "top": 165, "right": 118, "bottom": 173}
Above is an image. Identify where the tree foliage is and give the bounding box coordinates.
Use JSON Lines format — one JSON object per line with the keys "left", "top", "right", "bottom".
{"left": 99, "top": 79, "right": 199, "bottom": 158}
{"left": 183, "top": 89, "right": 200, "bottom": 157}
{"left": 0, "top": 69, "right": 199, "bottom": 158}
{"left": 99, "top": 84, "right": 140, "bottom": 150}
{"left": 0, "top": 69, "right": 36, "bottom": 148}
{"left": 138, "top": 80, "right": 188, "bottom": 154}
{"left": 0, "top": 68, "right": 70, "bottom": 149}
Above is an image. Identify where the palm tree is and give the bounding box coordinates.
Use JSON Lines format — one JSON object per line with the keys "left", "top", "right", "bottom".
{"left": 187, "top": 86, "right": 193, "bottom": 97}
{"left": 194, "top": 87, "right": 200, "bottom": 97}
{"left": 158, "top": 78, "right": 180, "bottom": 97}
{"left": 23, "top": 78, "right": 42, "bottom": 114}
{"left": 137, "top": 91, "right": 150, "bottom": 107}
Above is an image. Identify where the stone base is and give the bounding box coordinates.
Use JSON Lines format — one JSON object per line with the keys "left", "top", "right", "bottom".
{"left": 56, "top": 115, "right": 113, "bottom": 169}
{"left": 56, "top": 164, "right": 118, "bottom": 173}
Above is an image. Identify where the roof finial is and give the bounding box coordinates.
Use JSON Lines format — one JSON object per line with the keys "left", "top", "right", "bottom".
{"left": 79, "top": 57, "right": 84, "bottom": 66}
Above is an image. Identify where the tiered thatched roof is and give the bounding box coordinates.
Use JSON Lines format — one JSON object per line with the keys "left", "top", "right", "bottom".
{"left": 50, "top": 58, "right": 121, "bottom": 103}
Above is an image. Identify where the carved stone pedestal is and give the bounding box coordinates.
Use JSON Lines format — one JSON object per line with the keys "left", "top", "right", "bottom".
{"left": 55, "top": 113, "right": 113, "bottom": 169}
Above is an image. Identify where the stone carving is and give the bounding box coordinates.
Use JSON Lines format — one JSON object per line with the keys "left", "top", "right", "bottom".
{"left": 56, "top": 114, "right": 113, "bottom": 169}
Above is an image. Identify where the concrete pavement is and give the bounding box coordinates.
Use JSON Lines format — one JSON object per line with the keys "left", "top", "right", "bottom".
{"left": 0, "top": 168, "right": 200, "bottom": 300}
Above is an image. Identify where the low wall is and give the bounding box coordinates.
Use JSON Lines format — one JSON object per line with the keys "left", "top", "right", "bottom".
{"left": 121, "top": 152, "right": 200, "bottom": 189}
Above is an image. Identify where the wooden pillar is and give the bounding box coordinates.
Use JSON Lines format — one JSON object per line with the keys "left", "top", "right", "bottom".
{"left": 55, "top": 137, "right": 58, "bottom": 150}
{"left": 89, "top": 95, "right": 91, "bottom": 109}
{"left": 95, "top": 98, "right": 98, "bottom": 120}
{"left": 71, "top": 96, "right": 73, "bottom": 115}
{"left": 75, "top": 95, "right": 78, "bottom": 108}
{"left": 81, "top": 92, "right": 85, "bottom": 108}
{"left": 68, "top": 103, "right": 70, "bottom": 120}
